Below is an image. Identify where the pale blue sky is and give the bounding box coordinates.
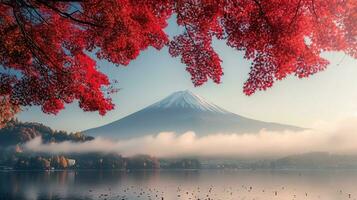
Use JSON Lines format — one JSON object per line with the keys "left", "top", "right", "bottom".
{"left": 18, "top": 18, "right": 357, "bottom": 132}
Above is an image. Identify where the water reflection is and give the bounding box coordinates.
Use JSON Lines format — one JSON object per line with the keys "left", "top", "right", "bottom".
{"left": 0, "top": 170, "right": 356, "bottom": 200}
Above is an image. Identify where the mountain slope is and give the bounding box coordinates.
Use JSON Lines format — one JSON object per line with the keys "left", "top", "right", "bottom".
{"left": 84, "top": 90, "right": 302, "bottom": 139}
{"left": 0, "top": 119, "right": 94, "bottom": 147}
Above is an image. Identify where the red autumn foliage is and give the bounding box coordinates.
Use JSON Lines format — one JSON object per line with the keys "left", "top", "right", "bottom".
{"left": 0, "top": 0, "right": 356, "bottom": 117}
{"left": 0, "top": 96, "right": 20, "bottom": 128}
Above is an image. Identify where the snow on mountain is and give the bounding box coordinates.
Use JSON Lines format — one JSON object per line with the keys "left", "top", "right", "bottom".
{"left": 84, "top": 90, "right": 303, "bottom": 139}
{"left": 147, "top": 90, "right": 228, "bottom": 113}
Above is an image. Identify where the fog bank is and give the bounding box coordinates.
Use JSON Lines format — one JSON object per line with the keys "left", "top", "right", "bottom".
{"left": 24, "top": 117, "right": 357, "bottom": 158}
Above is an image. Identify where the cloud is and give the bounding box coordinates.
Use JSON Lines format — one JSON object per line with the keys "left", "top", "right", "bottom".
{"left": 24, "top": 117, "right": 357, "bottom": 158}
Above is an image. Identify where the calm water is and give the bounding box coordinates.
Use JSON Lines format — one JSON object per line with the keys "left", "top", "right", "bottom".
{"left": 0, "top": 170, "right": 356, "bottom": 200}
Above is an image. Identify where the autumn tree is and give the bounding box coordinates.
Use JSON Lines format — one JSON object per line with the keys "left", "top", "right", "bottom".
{"left": 51, "top": 155, "right": 68, "bottom": 169}
{"left": 0, "top": 0, "right": 356, "bottom": 118}
{"left": 0, "top": 96, "right": 20, "bottom": 128}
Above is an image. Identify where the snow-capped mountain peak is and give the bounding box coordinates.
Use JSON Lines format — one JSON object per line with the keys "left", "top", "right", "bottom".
{"left": 148, "top": 90, "right": 229, "bottom": 113}
{"left": 84, "top": 90, "right": 303, "bottom": 139}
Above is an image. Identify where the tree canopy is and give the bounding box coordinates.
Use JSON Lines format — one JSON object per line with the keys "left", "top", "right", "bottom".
{"left": 0, "top": 0, "right": 356, "bottom": 121}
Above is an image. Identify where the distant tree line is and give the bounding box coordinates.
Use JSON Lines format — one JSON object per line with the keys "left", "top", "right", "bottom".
{"left": 161, "top": 158, "right": 201, "bottom": 169}
{"left": 0, "top": 151, "right": 200, "bottom": 170}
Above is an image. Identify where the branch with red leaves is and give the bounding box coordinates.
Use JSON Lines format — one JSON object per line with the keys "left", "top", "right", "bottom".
{"left": 0, "top": 0, "right": 355, "bottom": 120}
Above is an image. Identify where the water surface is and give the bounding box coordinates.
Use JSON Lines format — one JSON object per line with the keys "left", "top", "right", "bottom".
{"left": 0, "top": 170, "right": 356, "bottom": 200}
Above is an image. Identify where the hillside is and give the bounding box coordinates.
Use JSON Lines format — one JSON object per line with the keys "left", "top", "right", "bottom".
{"left": 0, "top": 119, "right": 93, "bottom": 147}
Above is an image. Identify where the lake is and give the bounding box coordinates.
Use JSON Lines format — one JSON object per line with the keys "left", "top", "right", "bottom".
{"left": 0, "top": 170, "right": 356, "bottom": 200}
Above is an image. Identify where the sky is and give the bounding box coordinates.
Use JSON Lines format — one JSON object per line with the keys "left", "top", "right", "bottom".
{"left": 18, "top": 18, "right": 357, "bottom": 133}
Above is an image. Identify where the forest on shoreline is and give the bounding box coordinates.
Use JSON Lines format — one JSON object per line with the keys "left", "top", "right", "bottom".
{"left": 0, "top": 119, "right": 201, "bottom": 170}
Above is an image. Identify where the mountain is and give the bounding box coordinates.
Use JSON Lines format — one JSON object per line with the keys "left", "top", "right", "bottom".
{"left": 84, "top": 90, "right": 302, "bottom": 139}
{"left": 0, "top": 119, "right": 94, "bottom": 147}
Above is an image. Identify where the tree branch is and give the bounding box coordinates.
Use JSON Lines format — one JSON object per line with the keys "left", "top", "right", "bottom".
{"left": 175, "top": 2, "right": 199, "bottom": 48}
{"left": 12, "top": 7, "right": 58, "bottom": 70}
{"left": 35, "top": 0, "right": 102, "bottom": 27}
{"left": 252, "top": 0, "right": 273, "bottom": 29}
{"left": 311, "top": 0, "right": 319, "bottom": 20}
{"left": 288, "top": 0, "right": 302, "bottom": 28}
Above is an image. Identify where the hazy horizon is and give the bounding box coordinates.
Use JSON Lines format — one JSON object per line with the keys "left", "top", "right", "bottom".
{"left": 23, "top": 116, "right": 357, "bottom": 159}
